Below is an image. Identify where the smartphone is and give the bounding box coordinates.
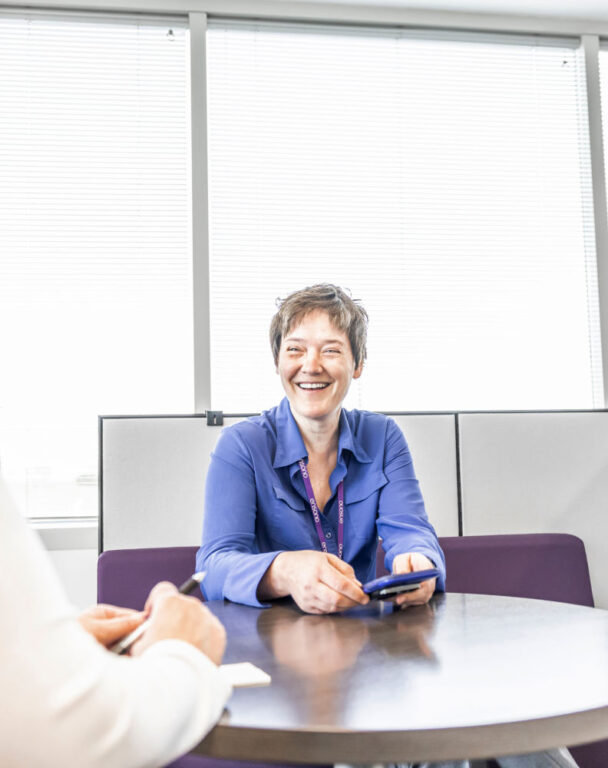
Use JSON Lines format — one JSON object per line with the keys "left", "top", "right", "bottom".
{"left": 363, "top": 568, "right": 439, "bottom": 600}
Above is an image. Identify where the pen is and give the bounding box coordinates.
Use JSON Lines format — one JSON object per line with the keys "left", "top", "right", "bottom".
{"left": 109, "top": 571, "right": 207, "bottom": 655}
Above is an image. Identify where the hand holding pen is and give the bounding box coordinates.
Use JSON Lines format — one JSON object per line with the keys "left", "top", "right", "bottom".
{"left": 108, "top": 572, "right": 227, "bottom": 665}
{"left": 109, "top": 572, "right": 206, "bottom": 654}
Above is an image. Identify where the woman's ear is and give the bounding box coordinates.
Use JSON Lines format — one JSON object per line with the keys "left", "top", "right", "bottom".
{"left": 353, "top": 362, "right": 363, "bottom": 380}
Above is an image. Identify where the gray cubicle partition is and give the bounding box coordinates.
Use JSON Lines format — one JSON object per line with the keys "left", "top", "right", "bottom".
{"left": 99, "top": 412, "right": 460, "bottom": 553}
{"left": 100, "top": 415, "right": 246, "bottom": 552}
{"left": 390, "top": 414, "right": 459, "bottom": 537}
{"left": 459, "top": 411, "right": 608, "bottom": 608}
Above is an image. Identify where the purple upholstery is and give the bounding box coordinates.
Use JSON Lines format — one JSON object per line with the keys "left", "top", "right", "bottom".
{"left": 164, "top": 758, "right": 315, "bottom": 768}
{"left": 97, "top": 546, "right": 201, "bottom": 609}
{"left": 441, "top": 533, "right": 594, "bottom": 606}
{"left": 100, "top": 535, "right": 599, "bottom": 767}
{"left": 456, "top": 533, "right": 589, "bottom": 605}
{"left": 376, "top": 533, "right": 593, "bottom": 606}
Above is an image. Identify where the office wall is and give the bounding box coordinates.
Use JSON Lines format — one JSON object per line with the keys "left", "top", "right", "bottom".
{"left": 35, "top": 521, "right": 99, "bottom": 609}
{"left": 459, "top": 412, "right": 608, "bottom": 608}
{"left": 47, "top": 548, "right": 98, "bottom": 610}
{"left": 100, "top": 416, "right": 246, "bottom": 551}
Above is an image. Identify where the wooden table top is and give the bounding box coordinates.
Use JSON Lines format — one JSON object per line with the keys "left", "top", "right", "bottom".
{"left": 194, "top": 593, "right": 608, "bottom": 764}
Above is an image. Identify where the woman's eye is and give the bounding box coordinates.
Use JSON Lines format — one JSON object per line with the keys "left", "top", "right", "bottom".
{"left": 324, "top": 349, "right": 340, "bottom": 355}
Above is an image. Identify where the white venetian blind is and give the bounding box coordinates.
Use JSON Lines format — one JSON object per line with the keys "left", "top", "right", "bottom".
{"left": 207, "top": 20, "right": 602, "bottom": 413}
{"left": 598, "top": 43, "right": 608, "bottom": 282}
{"left": 0, "top": 12, "right": 192, "bottom": 517}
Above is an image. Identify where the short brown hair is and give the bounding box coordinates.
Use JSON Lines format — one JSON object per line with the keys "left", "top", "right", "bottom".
{"left": 269, "top": 284, "right": 368, "bottom": 369}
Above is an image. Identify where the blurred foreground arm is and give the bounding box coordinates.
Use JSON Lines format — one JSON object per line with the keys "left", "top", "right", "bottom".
{"left": 78, "top": 603, "right": 145, "bottom": 647}
{"left": 0, "top": 479, "right": 231, "bottom": 768}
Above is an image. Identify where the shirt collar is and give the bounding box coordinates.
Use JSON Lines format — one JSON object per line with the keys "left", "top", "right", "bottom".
{"left": 337, "top": 408, "right": 372, "bottom": 464}
{"left": 272, "top": 397, "right": 372, "bottom": 468}
{"left": 273, "top": 398, "right": 308, "bottom": 468}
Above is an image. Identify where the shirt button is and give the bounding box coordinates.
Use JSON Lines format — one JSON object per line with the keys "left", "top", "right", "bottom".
{"left": 325, "top": 531, "right": 332, "bottom": 539}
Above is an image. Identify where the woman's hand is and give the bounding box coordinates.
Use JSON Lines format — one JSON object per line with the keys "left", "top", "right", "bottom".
{"left": 78, "top": 604, "right": 145, "bottom": 648}
{"left": 391, "top": 552, "right": 437, "bottom": 608}
{"left": 259, "top": 550, "right": 369, "bottom": 614}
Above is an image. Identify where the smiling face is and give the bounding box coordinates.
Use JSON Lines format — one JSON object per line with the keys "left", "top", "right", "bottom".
{"left": 277, "top": 309, "right": 362, "bottom": 427}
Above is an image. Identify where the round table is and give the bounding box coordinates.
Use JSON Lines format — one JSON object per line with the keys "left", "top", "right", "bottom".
{"left": 195, "top": 593, "right": 608, "bottom": 763}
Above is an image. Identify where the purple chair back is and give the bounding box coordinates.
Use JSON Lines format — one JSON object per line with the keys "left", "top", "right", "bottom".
{"left": 97, "top": 546, "right": 200, "bottom": 609}
{"left": 443, "top": 533, "right": 593, "bottom": 606}
{"left": 376, "top": 533, "right": 593, "bottom": 606}
{"left": 163, "top": 759, "right": 313, "bottom": 768}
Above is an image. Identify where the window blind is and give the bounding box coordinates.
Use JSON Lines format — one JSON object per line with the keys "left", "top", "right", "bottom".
{"left": 0, "top": 12, "right": 192, "bottom": 517}
{"left": 207, "top": 20, "right": 602, "bottom": 413}
{"left": 597, "top": 43, "right": 608, "bottom": 304}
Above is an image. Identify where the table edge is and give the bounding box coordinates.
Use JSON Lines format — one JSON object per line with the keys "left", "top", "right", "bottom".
{"left": 194, "top": 704, "right": 608, "bottom": 764}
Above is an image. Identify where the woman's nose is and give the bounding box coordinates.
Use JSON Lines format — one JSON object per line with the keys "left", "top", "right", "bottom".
{"left": 302, "top": 349, "right": 323, "bottom": 372}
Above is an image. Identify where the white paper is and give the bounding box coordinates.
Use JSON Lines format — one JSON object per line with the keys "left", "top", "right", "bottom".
{"left": 219, "top": 662, "right": 272, "bottom": 688}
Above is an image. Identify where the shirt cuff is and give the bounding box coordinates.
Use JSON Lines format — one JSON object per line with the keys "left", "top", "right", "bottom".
{"left": 224, "top": 550, "right": 285, "bottom": 608}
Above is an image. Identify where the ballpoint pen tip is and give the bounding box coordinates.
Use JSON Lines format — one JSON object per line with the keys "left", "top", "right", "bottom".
{"left": 192, "top": 571, "right": 206, "bottom": 583}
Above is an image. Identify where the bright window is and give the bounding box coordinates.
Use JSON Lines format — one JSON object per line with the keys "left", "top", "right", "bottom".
{"left": 207, "top": 21, "right": 603, "bottom": 412}
{"left": 598, "top": 43, "right": 608, "bottom": 297}
{"left": 0, "top": 13, "right": 193, "bottom": 518}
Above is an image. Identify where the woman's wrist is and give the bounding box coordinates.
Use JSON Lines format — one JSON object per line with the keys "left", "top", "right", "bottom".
{"left": 257, "top": 552, "right": 292, "bottom": 600}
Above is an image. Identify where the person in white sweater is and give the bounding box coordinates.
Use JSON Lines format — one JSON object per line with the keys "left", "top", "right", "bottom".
{"left": 0, "top": 478, "right": 232, "bottom": 768}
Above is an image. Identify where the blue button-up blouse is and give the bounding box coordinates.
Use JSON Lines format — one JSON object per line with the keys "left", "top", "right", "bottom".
{"left": 196, "top": 397, "right": 446, "bottom": 607}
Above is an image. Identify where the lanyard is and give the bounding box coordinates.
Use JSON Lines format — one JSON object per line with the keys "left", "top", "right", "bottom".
{"left": 298, "top": 459, "right": 344, "bottom": 559}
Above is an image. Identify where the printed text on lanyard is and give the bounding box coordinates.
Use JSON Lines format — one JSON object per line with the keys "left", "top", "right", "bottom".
{"left": 298, "top": 459, "right": 344, "bottom": 559}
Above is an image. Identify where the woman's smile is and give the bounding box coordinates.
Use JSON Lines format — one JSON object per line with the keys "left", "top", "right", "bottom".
{"left": 296, "top": 382, "right": 330, "bottom": 390}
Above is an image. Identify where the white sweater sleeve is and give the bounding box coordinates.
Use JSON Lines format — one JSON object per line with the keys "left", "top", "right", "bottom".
{"left": 0, "top": 479, "right": 232, "bottom": 768}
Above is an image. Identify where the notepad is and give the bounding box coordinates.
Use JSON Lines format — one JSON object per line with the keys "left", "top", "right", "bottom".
{"left": 220, "top": 662, "right": 272, "bottom": 688}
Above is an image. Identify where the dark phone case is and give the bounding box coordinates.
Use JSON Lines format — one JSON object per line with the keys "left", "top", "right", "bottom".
{"left": 363, "top": 568, "right": 439, "bottom": 599}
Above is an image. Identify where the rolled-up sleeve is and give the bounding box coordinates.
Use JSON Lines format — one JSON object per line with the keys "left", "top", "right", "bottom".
{"left": 376, "top": 419, "right": 446, "bottom": 591}
{"left": 196, "top": 427, "right": 284, "bottom": 607}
